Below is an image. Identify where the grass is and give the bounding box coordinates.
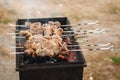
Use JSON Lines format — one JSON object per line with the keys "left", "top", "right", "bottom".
{"left": 0, "top": 45, "right": 10, "bottom": 57}
{"left": 0, "top": 6, "right": 16, "bottom": 24}
{"left": 116, "top": 74, "right": 120, "bottom": 80}
{"left": 104, "top": 1, "right": 120, "bottom": 15}
{"left": 110, "top": 56, "right": 120, "bottom": 65}
{"left": 0, "top": 18, "right": 13, "bottom": 24}
{"left": 0, "top": 44, "right": 14, "bottom": 60}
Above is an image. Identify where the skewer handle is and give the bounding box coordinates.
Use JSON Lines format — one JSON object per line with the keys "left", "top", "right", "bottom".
{"left": 69, "top": 46, "right": 114, "bottom": 52}
{"left": 10, "top": 52, "right": 25, "bottom": 54}
{"left": 12, "top": 43, "right": 111, "bottom": 49}
{"left": 61, "top": 21, "right": 99, "bottom": 27}
{"left": 11, "top": 47, "right": 24, "bottom": 48}
{"left": 9, "top": 21, "right": 99, "bottom": 27}
{"left": 67, "top": 43, "right": 111, "bottom": 47}
{"left": 9, "top": 24, "right": 25, "bottom": 27}
{"left": 13, "top": 36, "right": 26, "bottom": 38}
{"left": 7, "top": 33, "right": 19, "bottom": 35}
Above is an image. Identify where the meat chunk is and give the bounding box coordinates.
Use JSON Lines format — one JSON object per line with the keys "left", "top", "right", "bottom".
{"left": 20, "top": 21, "right": 69, "bottom": 57}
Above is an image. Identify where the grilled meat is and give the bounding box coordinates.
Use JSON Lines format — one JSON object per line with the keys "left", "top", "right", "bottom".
{"left": 19, "top": 21, "right": 69, "bottom": 57}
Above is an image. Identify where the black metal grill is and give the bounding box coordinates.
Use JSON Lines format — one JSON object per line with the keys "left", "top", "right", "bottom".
{"left": 16, "top": 17, "right": 87, "bottom": 80}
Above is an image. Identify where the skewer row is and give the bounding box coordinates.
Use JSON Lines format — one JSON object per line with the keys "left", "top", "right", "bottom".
{"left": 11, "top": 43, "right": 111, "bottom": 49}
{"left": 9, "top": 21, "right": 99, "bottom": 27}
{"left": 10, "top": 46, "right": 114, "bottom": 54}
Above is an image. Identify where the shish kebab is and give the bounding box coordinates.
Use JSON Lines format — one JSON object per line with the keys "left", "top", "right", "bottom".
{"left": 12, "top": 43, "right": 111, "bottom": 49}
{"left": 9, "top": 21, "right": 111, "bottom": 48}
{"left": 9, "top": 33, "right": 110, "bottom": 48}
{"left": 11, "top": 46, "right": 114, "bottom": 54}
{"left": 9, "top": 21, "right": 114, "bottom": 57}
{"left": 9, "top": 21, "right": 99, "bottom": 27}
{"left": 8, "top": 28, "right": 107, "bottom": 36}
{"left": 12, "top": 21, "right": 75, "bottom": 57}
{"left": 9, "top": 21, "right": 101, "bottom": 33}
{"left": 8, "top": 24, "right": 107, "bottom": 39}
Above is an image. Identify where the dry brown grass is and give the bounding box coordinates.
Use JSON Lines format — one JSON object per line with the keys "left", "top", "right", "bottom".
{"left": 0, "top": 24, "right": 9, "bottom": 34}
{"left": 0, "top": 44, "right": 10, "bottom": 56}
{"left": 0, "top": 6, "right": 15, "bottom": 61}
{"left": 83, "top": 50, "right": 120, "bottom": 80}
{"left": 0, "top": 45, "right": 11, "bottom": 58}
{"left": 106, "top": 1, "right": 120, "bottom": 15}
{"left": 0, "top": 6, "right": 16, "bottom": 24}
{"left": 99, "top": 0, "right": 120, "bottom": 22}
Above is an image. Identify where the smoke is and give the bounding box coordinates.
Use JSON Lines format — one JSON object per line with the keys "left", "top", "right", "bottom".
{"left": 0, "top": 0, "right": 64, "bottom": 18}
{"left": 18, "top": 0, "right": 64, "bottom": 18}
{"left": 18, "top": 0, "right": 50, "bottom": 18}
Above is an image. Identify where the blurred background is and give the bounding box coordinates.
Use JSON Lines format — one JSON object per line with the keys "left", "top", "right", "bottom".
{"left": 0, "top": 0, "right": 120, "bottom": 80}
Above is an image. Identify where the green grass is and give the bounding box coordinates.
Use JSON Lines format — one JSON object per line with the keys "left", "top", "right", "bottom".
{"left": 116, "top": 74, "right": 120, "bottom": 80}
{"left": 110, "top": 56, "right": 120, "bottom": 65}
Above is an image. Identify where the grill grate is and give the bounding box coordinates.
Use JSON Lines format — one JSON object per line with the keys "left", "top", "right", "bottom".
{"left": 16, "top": 17, "right": 86, "bottom": 70}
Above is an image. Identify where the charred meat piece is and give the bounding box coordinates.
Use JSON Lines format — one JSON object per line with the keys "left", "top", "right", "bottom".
{"left": 20, "top": 21, "right": 69, "bottom": 58}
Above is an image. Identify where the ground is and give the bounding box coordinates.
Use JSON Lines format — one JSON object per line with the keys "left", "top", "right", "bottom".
{"left": 0, "top": 0, "right": 120, "bottom": 80}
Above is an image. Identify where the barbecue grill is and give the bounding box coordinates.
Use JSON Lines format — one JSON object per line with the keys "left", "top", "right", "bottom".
{"left": 16, "top": 17, "right": 87, "bottom": 80}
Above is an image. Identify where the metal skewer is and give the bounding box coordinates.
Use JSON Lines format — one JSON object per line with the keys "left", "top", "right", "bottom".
{"left": 11, "top": 43, "right": 111, "bottom": 49}
{"left": 8, "top": 28, "right": 107, "bottom": 36}
{"left": 9, "top": 21, "right": 99, "bottom": 27}
{"left": 76, "top": 39, "right": 89, "bottom": 42}
{"left": 75, "top": 35, "right": 89, "bottom": 38}
{"left": 69, "top": 46, "right": 114, "bottom": 51}
{"left": 61, "top": 21, "right": 99, "bottom": 27}
{"left": 13, "top": 36, "right": 26, "bottom": 38}
{"left": 63, "top": 28, "right": 107, "bottom": 33}
{"left": 62, "top": 31, "right": 106, "bottom": 37}
{"left": 10, "top": 52, "right": 25, "bottom": 54}
{"left": 67, "top": 43, "right": 111, "bottom": 47}
{"left": 7, "top": 33, "right": 19, "bottom": 35}
{"left": 14, "top": 29, "right": 105, "bottom": 33}
{"left": 12, "top": 35, "right": 79, "bottom": 38}
{"left": 10, "top": 46, "right": 114, "bottom": 54}
{"left": 9, "top": 24, "right": 26, "bottom": 27}
{"left": 11, "top": 47, "right": 24, "bottom": 48}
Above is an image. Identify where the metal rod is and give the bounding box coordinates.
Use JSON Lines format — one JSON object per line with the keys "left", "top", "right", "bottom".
{"left": 9, "top": 21, "right": 99, "bottom": 27}
{"left": 75, "top": 35, "right": 89, "bottom": 38}
{"left": 63, "top": 28, "right": 107, "bottom": 33}
{"left": 12, "top": 43, "right": 111, "bottom": 48}
{"left": 11, "top": 47, "right": 24, "bottom": 48}
{"left": 8, "top": 28, "right": 107, "bottom": 36}
{"left": 61, "top": 21, "right": 99, "bottom": 27}
{"left": 62, "top": 34, "right": 88, "bottom": 38}
{"left": 7, "top": 33, "right": 19, "bottom": 35}
{"left": 10, "top": 46, "right": 114, "bottom": 54}
{"left": 11, "top": 43, "right": 113, "bottom": 49}
{"left": 9, "top": 24, "right": 25, "bottom": 27}
{"left": 62, "top": 34, "right": 75, "bottom": 37}
{"left": 69, "top": 46, "right": 114, "bottom": 51}
{"left": 67, "top": 43, "right": 111, "bottom": 47}
{"left": 76, "top": 40, "right": 89, "bottom": 42}
{"left": 10, "top": 52, "right": 25, "bottom": 54}
{"left": 13, "top": 36, "right": 26, "bottom": 38}
{"left": 9, "top": 33, "right": 88, "bottom": 38}
{"left": 8, "top": 29, "right": 106, "bottom": 37}
{"left": 14, "top": 36, "right": 79, "bottom": 38}
{"left": 10, "top": 30, "right": 74, "bottom": 33}
{"left": 85, "top": 21, "right": 99, "bottom": 25}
